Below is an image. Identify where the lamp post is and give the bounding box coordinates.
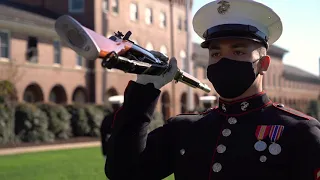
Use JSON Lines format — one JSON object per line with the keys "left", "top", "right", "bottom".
{"left": 185, "top": 0, "right": 194, "bottom": 112}
{"left": 169, "top": 0, "right": 176, "bottom": 115}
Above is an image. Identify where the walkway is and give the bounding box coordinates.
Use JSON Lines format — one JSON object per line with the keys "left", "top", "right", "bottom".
{"left": 0, "top": 141, "right": 100, "bottom": 156}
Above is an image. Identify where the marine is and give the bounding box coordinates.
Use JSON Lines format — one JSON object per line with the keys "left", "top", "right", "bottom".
{"left": 100, "top": 95, "right": 123, "bottom": 161}
{"left": 105, "top": 0, "right": 320, "bottom": 179}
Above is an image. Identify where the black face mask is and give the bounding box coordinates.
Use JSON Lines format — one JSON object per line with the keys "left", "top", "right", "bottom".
{"left": 207, "top": 58, "right": 260, "bottom": 99}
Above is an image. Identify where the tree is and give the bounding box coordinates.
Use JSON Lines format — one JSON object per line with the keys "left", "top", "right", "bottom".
{"left": 0, "top": 60, "right": 24, "bottom": 104}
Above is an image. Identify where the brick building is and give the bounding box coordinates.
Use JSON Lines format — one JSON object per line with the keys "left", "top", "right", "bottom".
{"left": 0, "top": 0, "right": 319, "bottom": 121}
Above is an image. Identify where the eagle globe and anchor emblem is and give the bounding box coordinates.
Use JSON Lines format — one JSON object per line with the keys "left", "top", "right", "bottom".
{"left": 217, "top": 0, "right": 230, "bottom": 14}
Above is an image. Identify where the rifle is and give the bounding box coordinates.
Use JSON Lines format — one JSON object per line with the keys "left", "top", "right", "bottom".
{"left": 54, "top": 15, "right": 211, "bottom": 93}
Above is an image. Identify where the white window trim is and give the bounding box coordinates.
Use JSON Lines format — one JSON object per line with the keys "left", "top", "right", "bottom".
{"left": 145, "top": 8, "right": 153, "bottom": 25}
{"left": 130, "top": 3, "right": 138, "bottom": 21}
{"left": 160, "top": 45, "right": 167, "bottom": 56}
{"left": 0, "top": 29, "right": 10, "bottom": 62}
{"left": 146, "top": 42, "right": 154, "bottom": 51}
{"left": 75, "top": 54, "right": 83, "bottom": 69}
{"left": 111, "top": 0, "right": 119, "bottom": 15}
{"left": 53, "top": 40, "right": 62, "bottom": 66}
{"left": 102, "top": 0, "right": 109, "bottom": 13}
{"left": 159, "top": 12, "right": 166, "bottom": 28}
{"left": 68, "top": 0, "right": 85, "bottom": 13}
{"left": 178, "top": 16, "right": 183, "bottom": 32}
{"left": 180, "top": 50, "right": 186, "bottom": 70}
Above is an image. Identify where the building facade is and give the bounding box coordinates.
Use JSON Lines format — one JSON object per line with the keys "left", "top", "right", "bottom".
{"left": 0, "top": 0, "right": 319, "bottom": 121}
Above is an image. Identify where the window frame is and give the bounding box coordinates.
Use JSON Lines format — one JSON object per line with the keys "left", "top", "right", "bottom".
{"left": 68, "top": 0, "right": 85, "bottom": 13}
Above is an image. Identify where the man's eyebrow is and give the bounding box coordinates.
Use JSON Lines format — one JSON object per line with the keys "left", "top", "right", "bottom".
{"left": 209, "top": 43, "right": 220, "bottom": 50}
{"left": 231, "top": 43, "right": 249, "bottom": 48}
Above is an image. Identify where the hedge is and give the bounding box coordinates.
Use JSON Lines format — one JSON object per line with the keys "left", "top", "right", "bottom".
{"left": 0, "top": 102, "right": 164, "bottom": 145}
{"left": 37, "top": 103, "right": 72, "bottom": 140}
{"left": 14, "top": 103, "right": 54, "bottom": 143}
{"left": 0, "top": 104, "right": 15, "bottom": 144}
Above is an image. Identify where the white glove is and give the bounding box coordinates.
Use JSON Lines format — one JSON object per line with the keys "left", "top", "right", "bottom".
{"left": 135, "top": 51, "right": 178, "bottom": 89}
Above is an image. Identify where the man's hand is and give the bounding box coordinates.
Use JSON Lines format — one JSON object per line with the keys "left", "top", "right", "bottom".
{"left": 136, "top": 51, "right": 178, "bottom": 89}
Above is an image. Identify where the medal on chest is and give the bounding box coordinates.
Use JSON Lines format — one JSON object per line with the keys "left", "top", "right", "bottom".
{"left": 254, "top": 125, "right": 271, "bottom": 151}
{"left": 268, "top": 125, "right": 285, "bottom": 155}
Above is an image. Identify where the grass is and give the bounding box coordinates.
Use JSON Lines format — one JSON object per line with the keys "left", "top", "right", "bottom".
{"left": 0, "top": 147, "right": 174, "bottom": 180}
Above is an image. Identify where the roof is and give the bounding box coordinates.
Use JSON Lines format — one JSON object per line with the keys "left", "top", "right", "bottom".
{"left": 267, "top": 45, "right": 288, "bottom": 59}
{"left": 283, "top": 65, "right": 320, "bottom": 84}
{"left": 0, "top": 1, "right": 60, "bottom": 29}
{"left": 192, "top": 42, "right": 320, "bottom": 85}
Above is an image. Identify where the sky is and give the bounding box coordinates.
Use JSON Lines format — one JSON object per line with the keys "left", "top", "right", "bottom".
{"left": 191, "top": 0, "right": 320, "bottom": 76}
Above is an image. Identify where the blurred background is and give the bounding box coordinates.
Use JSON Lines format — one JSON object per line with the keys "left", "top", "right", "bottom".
{"left": 0, "top": 0, "right": 319, "bottom": 180}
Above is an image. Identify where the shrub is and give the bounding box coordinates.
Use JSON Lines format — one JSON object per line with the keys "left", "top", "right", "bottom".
{"left": 37, "top": 103, "right": 72, "bottom": 140}
{"left": 85, "top": 105, "right": 105, "bottom": 137}
{"left": 65, "top": 104, "right": 90, "bottom": 136}
{"left": 14, "top": 103, "right": 54, "bottom": 143}
{"left": 95, "top": 103, "right": 113, "bottom": 117}
{"left": 0, "top": 104, "right": 15, "bottom": 144}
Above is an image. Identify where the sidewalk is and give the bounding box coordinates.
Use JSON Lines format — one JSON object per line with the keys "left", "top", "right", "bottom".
{"left": 0, "top": 141, "right": 100, "bottom": 156}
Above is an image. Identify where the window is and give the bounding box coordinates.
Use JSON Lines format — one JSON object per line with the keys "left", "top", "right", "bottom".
{"left": 178, "top": 17, "right": 182, "bottom": 30}
{"left": 159, "top": 12, "right": 166, "bottom": 28}
{"left": 102, "top": 0, "right": 109, "bottom": 12}
{"left": 130, "top": 3, "right": 138, "bottom": 21}
{"left": 112, "top": 0, "right": 119, "bottom": 13}
{"left": 145, "top": 8, "right": 153, "bottom": 24}
{"left": 53, "top": 40, "right": 61, "bottom": 64}
{"left": 180, "top": 50, "right": 186, "bottom": 71}
{"left": 273, "top": 74, "right": 276, "bottom": 87}
{"left": 184, "top": 19, "right": 188, "bottom": 31}
{"left": 0, "top": 31, "right": 9, "bottom": 58}
{"left": 76, "top": 54, "right": 83, "bottom": 67}
{"left": 49, "top": 91, "right": 57, "bottom": 103}
{"left": 68, "top": 0, "right": 84, "bottom": 13}
{"left": 23, "top": 90, "right": 35, "bottom": 103}
{"left": 160, "top": 45, "right": 167, "bottom": 56}
{"left": 26, "top": 37, "right": 38, "bottom": 63}
{"left": 146, "top": 42, "right": 153, "bottom": 51}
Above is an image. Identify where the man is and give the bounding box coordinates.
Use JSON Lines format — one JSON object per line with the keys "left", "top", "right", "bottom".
{"left": 100, "top": 95, "right": 123, "bottom": 161}
{"left": 105, "top": 0, "right": 320, "bottom": 180}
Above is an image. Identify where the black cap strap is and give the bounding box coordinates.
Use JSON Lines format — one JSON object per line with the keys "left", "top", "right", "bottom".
{"left": 202, "top": 24, "right": 269, "bottom": 48}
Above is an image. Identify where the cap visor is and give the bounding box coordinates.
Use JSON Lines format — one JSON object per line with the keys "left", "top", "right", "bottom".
{"left": 201, "top": 36, "right": 263, "bottom": 48}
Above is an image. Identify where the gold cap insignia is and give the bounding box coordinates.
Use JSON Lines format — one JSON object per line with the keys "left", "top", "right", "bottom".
{"left": 217, "top": 1, "right": 230, "bottom": 15}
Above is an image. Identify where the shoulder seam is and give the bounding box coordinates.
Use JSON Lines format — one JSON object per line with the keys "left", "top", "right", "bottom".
{"left": 272, "top": 103, "right": 314, "bottom": 120}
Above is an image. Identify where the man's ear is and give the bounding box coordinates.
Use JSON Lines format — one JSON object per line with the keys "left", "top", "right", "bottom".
{"left": 258, "top": 56, "right": 271, "bottom": 75}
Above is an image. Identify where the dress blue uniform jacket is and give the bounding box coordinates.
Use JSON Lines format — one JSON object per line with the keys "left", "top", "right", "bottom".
{"left": 105, "top": 81, "right": 320, "bottom": 180}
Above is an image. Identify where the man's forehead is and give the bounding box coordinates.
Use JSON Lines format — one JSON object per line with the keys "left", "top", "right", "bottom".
{"left": 209, "top": 38, "right": 258, "bottom": 49}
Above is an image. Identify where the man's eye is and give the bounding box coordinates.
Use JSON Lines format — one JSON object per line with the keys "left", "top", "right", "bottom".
{"left": 234, "top": 51, "right": 245, "bottom": 55}
{"left": 211, "top": 52, "right": 221, "bottom": 57}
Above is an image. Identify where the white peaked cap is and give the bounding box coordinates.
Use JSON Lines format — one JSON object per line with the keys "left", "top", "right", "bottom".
{"left": 193, "top": 0, "right": 283, "bottom": 48}
{"left": 108, "top": 95, "right": 124, "bottom": 104}
{"left": 200, "top": 96, "right": 217, "bottom": 103}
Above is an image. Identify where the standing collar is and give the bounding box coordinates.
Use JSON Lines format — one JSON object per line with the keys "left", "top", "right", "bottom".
{"left": 218, "top": 92, "right": 272, "bottom": 116}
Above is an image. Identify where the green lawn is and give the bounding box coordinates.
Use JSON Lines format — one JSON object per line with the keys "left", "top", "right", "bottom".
{"left": 0, "top": 147, "right": 174, "bottom": 180}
